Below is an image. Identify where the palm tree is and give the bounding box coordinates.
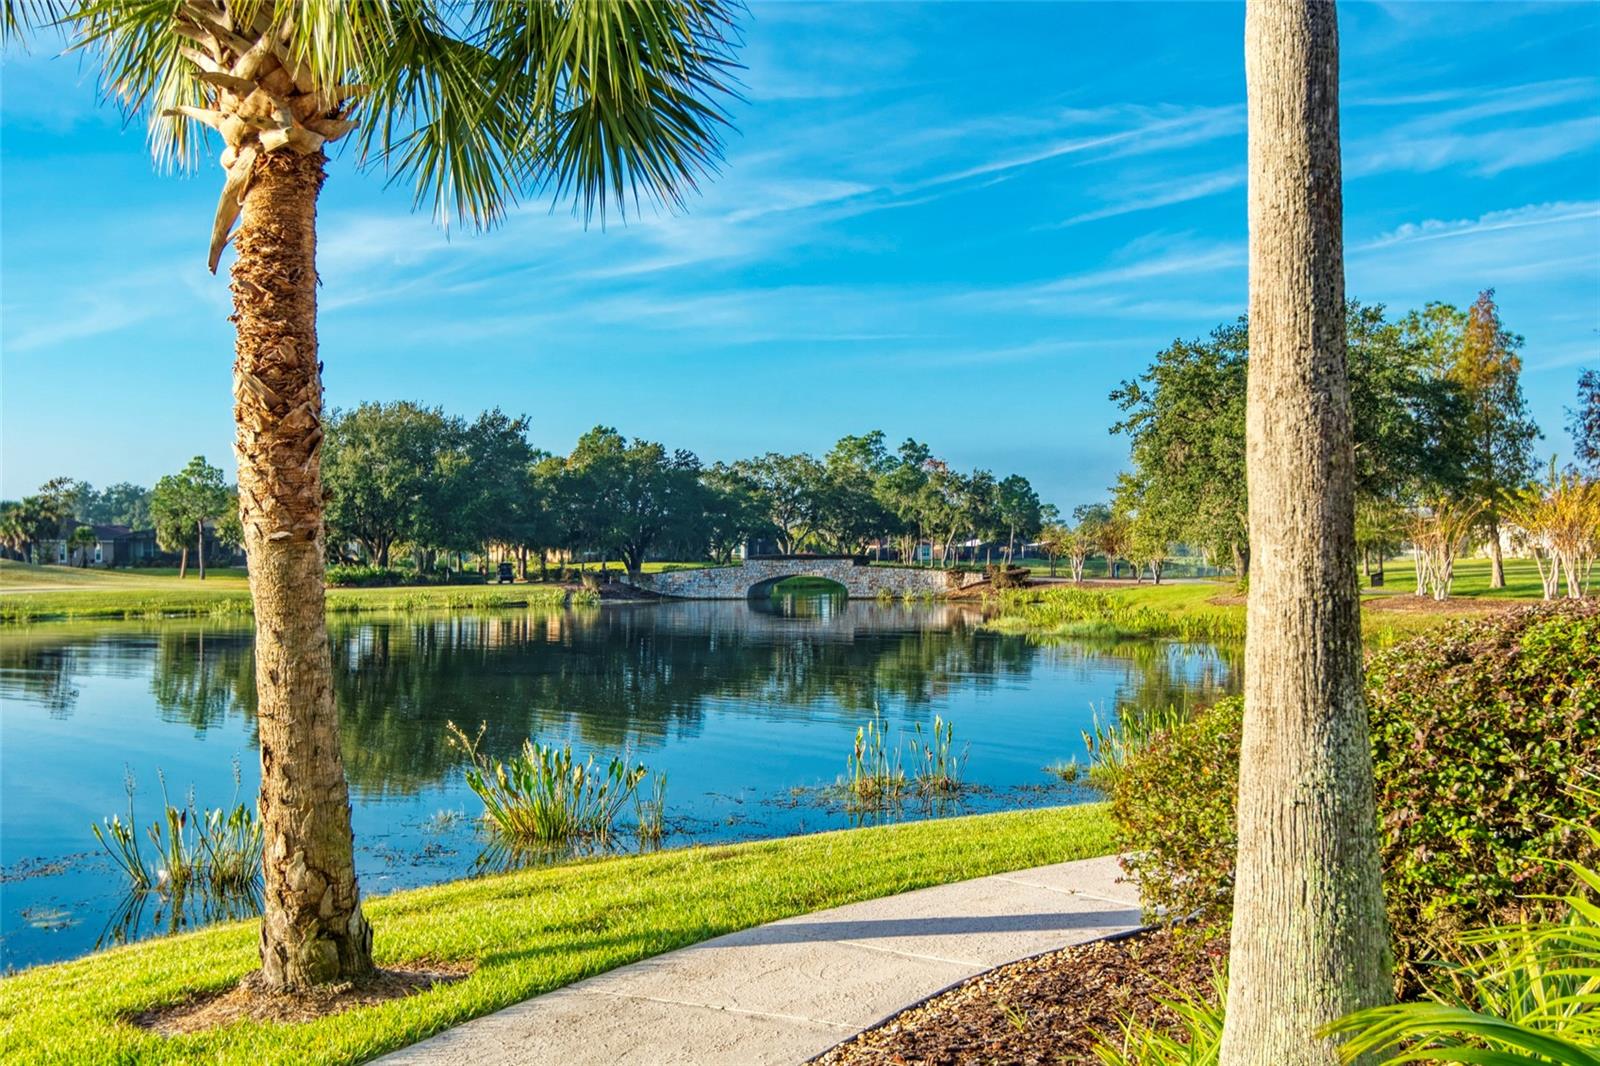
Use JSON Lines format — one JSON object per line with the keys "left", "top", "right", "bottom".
{"left": 10, "top": 0, "right": 738, "bottom": 991}
{"left": 69, "top": 523, "right": 99, "bottom": 566}
{"left": 1219, "top": 1, "right": 1391, "bottom": 1062}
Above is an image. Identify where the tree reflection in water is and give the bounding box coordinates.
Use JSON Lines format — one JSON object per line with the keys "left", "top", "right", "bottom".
{"left": 3, "top": 601, "right": 1240, "bottom": 967}
{"left": 3, "top": 604, "right": 1239, "bottom": 802}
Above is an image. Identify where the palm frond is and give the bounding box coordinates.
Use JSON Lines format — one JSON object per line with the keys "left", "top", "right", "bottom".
{"left": 1, "top": 0, "right": 64, "bottom": 45}
{"left": 482, "top": 0, "right": 743, "bottom": 223}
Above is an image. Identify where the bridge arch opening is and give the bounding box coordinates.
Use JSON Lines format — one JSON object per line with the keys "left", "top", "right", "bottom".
{"left": 749, "top": 575, "right": 850, "bottom": 617}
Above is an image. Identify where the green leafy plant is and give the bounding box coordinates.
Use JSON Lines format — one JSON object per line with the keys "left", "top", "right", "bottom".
{"left": 1110, "top": 697, "right": 1243, "bottom": 922}
{"left": 909, "top": 715, "right": 968, "bottom": 795}
{"left": 1328, "top": 805, "right": 1600, "bottom": 1064}
{"left": 636, "top": 771, "right": 669, "bottom": 847}
{"left": 1093, "top": 975, "right": 1227, "bottom": 1066}
{"left": 1111, "top": 602, "right": 1600, "bottom": 987}
{"left": 447, "top": 722, "right": 648, "bottom": 847}
{"left": 89, "top": 761, "right": 262, "bottom": 898}
{"left": 90, "top": 768, "right": 152, "bottom": 891}
{"left": 839, "top": 710, "right": 907, "bottom": 809}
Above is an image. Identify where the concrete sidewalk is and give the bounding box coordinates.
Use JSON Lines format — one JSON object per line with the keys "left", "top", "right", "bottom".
{"left": 377, "top": 854, "right": 1142, "bottom": 1066}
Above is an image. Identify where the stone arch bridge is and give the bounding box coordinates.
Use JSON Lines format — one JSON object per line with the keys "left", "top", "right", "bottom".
{"left": 618, "top": 556, "right": 986, "bottom": 600}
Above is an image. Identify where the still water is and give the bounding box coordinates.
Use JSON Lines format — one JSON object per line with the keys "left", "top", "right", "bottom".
{"left": 0, "top": 591, "right": 1237, "bottom": 969}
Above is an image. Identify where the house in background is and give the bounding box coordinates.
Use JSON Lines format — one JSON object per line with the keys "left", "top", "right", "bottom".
{"left": 47, "top": 523, "right": 162, "bottom": 568}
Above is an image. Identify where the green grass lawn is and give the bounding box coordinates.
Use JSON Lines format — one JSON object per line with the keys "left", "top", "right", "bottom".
{"left": 988, "top": 557, "right": 1545, "bottom": 649}
{"left": 0, "top": 806, "right": 1114, "bottom": 1065}
{"left": 0, "top": 562, "right": 587, "bottom": 623}
{"left": 1363, "top": 555, "right": 1547, "bottom": 600}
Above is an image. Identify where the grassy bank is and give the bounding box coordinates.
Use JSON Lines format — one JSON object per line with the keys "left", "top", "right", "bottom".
{"left": 988, "top": 557, "right": 1546, "bottom": 648}
{"left": 0, "top": 805, "right": 1113, "bottom": 1065}
{"left": 0, "top": 562, "right": 580, "bottom": 623}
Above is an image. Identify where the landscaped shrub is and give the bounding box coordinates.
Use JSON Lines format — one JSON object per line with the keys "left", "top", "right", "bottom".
{"left": 1112, "top": 601, "right": 1600, "bottom": 984}
{"left": 1368, "top": 600, "right": 1599, "bottom": 977}
{"left": 1110, "top": 696, "right": 1242, "bottom": 920}
{"left": 984, "top": 564, "right": 1029, "bottom": 590}
{"left": 325, "top": 564, "right": 409, "bottom": 587}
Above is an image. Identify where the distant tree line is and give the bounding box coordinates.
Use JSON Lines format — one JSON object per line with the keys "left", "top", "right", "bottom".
{"left": 1, "top": 461, "right": 239, "bottom": 576}
{"left": 1086, "top": 289, "right": 1598, "bottom": 593}
{"left": 318, "top": 407, "right": 1049, "bottom": 580}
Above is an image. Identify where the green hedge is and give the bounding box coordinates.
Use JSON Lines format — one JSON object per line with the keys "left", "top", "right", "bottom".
{"left": 1113, "top": 600, "right": 1600, "bottom": 984}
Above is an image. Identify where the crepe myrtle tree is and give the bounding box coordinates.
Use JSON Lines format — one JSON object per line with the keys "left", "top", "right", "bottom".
{"left": 6, "top": 0, "right": 740, "bottom": 990}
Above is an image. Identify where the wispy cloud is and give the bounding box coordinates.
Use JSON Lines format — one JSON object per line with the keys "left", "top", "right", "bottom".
{"left": 905, "top": 105, "right": 1243, "bottom": 192}
{"left": 1054, "top": 168, "right": 1245, "bottom": 227}
{"left": 1351, "top": 200, "right": 1600, "bottom": 296}
{"left": 1346, "top": 77, "right": 1600, "bottom": 178}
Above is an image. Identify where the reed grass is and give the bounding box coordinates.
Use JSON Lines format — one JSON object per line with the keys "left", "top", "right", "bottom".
{"left": 635, "top": 772, "right": 668, "bottom": 846}
{"left": 840, "top": 711, "right": 908, "bottom": 808}
{"left": 1079, "top": 704, "right": 1192, "bottom": 791}
{"left": 909, "top": 715, "right": 968, "bottom": 795}
{"left": 1045, "top": 759, "right": 1083, "bottom": 784}
{"left": 89, "top": 761, "right": 263, "bottom": 899}
{"left": 447, "top": 722, "right": 649, "bottom": 847}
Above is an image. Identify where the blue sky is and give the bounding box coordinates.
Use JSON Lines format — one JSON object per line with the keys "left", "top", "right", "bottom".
{"left": 3, "top": 1, "right": 1598, "bottom": 509}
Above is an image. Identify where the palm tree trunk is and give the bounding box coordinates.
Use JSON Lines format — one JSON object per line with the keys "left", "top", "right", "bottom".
{"left": 231, "top": 148, "right": 373, "bottom": 991}
{"left": 179, "top": 546, "right": 188, "bottom": 579}
{"left": 1220, "top": 2, "right": 1390, "bottom": 1062}
{"left": 196, "top": 519, "right": 206, "bottom": 580}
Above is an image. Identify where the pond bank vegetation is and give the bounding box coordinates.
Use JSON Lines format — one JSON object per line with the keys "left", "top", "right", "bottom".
{"left": 0, "top": 806, "right": 1116, "bottom": 1063}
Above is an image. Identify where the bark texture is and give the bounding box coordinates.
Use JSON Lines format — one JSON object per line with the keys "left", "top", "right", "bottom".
{"left": 232, "top": 148, "right": 373, "bottom": 990}
{"left": 1220, "top": 2, "right": 1391, "bottom": 1062}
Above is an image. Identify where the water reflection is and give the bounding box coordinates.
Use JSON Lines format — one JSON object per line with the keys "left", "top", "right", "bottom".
{"left": 0, "top": 599, "right": 1238, "bottom": 968}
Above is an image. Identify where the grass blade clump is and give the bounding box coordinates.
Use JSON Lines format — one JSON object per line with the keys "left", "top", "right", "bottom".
{"left": 909, "top": 715, "right": 968, "bottom": 795}
{"left": 89, "top": 760, "right": 263, "bottom": 902}
{"left": 448, "top": 721, "right": 649, "bottom": 847}
{"left": 839, "top": 710, "right": 907, "bottom": 809}
{"left": 90, "top": 768, "right": 152, "bottom": 891}
{"left": 1080, "top": 703, "right": 1190, "bottom": 791}
{"left": 636, "top": 771, "right": 668, "bottom": 847}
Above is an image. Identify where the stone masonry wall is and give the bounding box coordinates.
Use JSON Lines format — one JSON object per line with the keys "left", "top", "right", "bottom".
{"left": 624, "top": 559, "right": 986, "bottom": 600}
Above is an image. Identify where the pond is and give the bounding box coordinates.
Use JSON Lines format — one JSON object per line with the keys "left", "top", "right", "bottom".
{"left": 0, "top": 590, "right": 1238, "bottom": 969}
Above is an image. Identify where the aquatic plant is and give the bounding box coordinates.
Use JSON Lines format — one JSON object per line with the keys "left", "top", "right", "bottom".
{"left": 568, "top": 587, "right": 602, "bottom": 607}
{"left": 447, "top": 722, "right": 649, "bottom": 846}
{"left": 195, "top": 802, "right": 265, "bottom": 895}
{"left": 988, "top": 588, "right": 1246, "bottom": 644}
{"left": 636, "top": 772, "right": 668, "bottom": 847}
{"left": 1045, "top": 759, "right": 1082, "bottom": 784}
{"left": 90, "top": 768, "right": 152, "bottom": 891}
{"left": 909, "top": 716, "right": 968, "bottom": 795}
{"left": 840, "top": 711, "right": 907, "bottom": 808}
{"left": 1080, "top": 703, "right": 1190, "bottom": 791}
{"left": 89, "top": 761, "right": 262, "bottom": 898}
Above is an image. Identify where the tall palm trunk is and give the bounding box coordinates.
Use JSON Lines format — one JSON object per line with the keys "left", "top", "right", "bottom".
{"left": 1220, "top": 2, "right": 1390, "bottom": 1062}
{"left": 232, "top": 148, "right": 373, "bottom": 990}
{"left": 196, "top": 519, "right": 206, "bottom": 580}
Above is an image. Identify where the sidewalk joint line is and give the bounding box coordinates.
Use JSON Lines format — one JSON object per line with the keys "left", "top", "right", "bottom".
{"left": 582, "top": 988, "right": 858, "bottom": 1031}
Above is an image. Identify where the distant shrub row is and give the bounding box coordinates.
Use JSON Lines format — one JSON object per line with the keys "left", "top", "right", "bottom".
{"left": 325, "top": 565, "right": 488, "bottom": 588}
{"left": 1112, "top": 600, "right": 1600, "bottom": 987}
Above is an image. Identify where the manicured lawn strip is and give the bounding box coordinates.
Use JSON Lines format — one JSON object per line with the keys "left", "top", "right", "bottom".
{"left": 0, "top": 805, "right": 1115, "bottom": 1065}
{"left": 987, "top": 582, "right": 1247, "bottom": 643}
{"left": 0, "top": 560, "right": 726, "bottom": 623}
{"left": 985, "top": 565, "right": 1541, "bottom": 649}
{"left": 1363, "top": 555, "right": 1546, "bottom": 599}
